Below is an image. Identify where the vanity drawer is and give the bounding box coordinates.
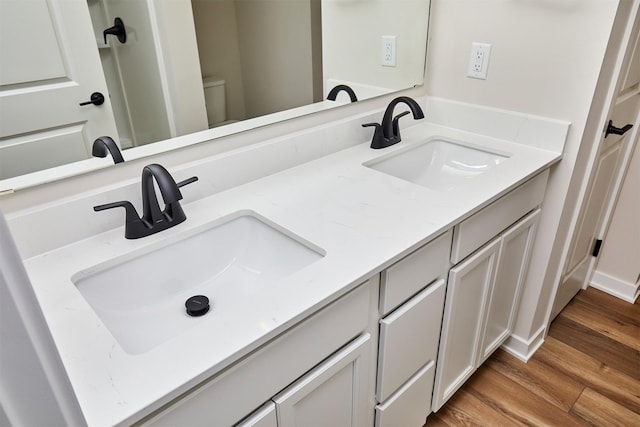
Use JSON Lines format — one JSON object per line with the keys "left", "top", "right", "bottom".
{"left": 380, "top": 230, "right": 451, "bottom": 315}
{"left": 375, "top": 361, "right": 435, "bottom": 427}
{"left": 235, "top": 402, "right": 277, "bottom": 427}
{"left": 376, "top": 279, "right": 446, "bottom": 402}
{"left": 451, "top": 170, "right": 548, "bottom": 264}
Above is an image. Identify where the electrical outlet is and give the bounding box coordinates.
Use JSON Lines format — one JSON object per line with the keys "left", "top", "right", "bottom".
{"left": 382, "top": 36, "right": 396, "bottom": 67}
{"left": 467, "top": 42, "right": 491, "bottom": 79}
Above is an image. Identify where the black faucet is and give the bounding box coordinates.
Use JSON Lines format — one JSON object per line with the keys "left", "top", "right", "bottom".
{"left": 92, "top": 136, "right": 124, "bottom": 164}
{"left": 327, "top": 85, "right": 358, "bottom": 103}
{"left": 362, "top": 96, "right": 425, "bottom": 149}
{"left": 93, "top": 164, "right": 198, "bottom": 239}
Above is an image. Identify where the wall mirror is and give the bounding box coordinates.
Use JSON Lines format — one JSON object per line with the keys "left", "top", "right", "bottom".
{"left": 0, "top": 0, "right": 430, "bottom": 188}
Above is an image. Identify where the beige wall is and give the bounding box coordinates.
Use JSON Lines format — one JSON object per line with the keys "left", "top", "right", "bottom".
{"left": 322, "top": 0, "right": 429, "bottom": 95}
{"left": 192, "top": 0, "right": 247, "bottom": 121}
{"left": 192, "top": 0, "right": 319, "bottom": 120}
{"left": 425, "top": 0, "right": 619, "bottom": 342}
{"left": 236, "top": 0, "right": 318, "bottom": 118}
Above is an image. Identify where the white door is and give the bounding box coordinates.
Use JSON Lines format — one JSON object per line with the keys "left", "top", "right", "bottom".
{"left": 553, "top": 9, "right": 640, "bottom": 318}
{"left": 478, "top": 209, "right": 540, "bottom": 364}
{"left": 432, "top": 238, "right": 500, "bottom": 411}
{"left": 273, "top": 334, "right": 371, "bottom": 427}
{"left": 0, "top": 0, "right": 119, "bottom": 179}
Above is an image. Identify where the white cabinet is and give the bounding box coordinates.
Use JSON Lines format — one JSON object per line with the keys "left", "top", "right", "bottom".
{"left": 139, "top": 280, "right": 376, "bottom": 427}
{"left": 273, "top": 334, "right": 371, "bottom": 427}
{"left": 375, "top": 361, "right": 436, "bottom": 427}
{"left": 237, "top": 403, "right": 277, "bottom": 427}
{"left": 432, "top": 238, "right": 501, "bottom": 409}
{"left": 478, "top": 210, "right": 540, "bottom": 364}
{"left": 374, "top": 231, "right": 451, "bottom": 427}
{"left": 376, "top": 279, "right": 446, "bottom": 402}
{"left": 433, "top": 173, "right": 547, "bottom": 411}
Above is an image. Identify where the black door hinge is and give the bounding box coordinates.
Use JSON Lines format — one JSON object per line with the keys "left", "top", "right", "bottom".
{"left": 592, "top": 239, "right": 603, "bottom": 257}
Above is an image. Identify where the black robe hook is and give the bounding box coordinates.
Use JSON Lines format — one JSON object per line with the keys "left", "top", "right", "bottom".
{"left": 103, "top": 17, "right": 127, "bottom": 45}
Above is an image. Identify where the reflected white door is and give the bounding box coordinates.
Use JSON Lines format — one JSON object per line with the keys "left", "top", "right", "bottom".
{"left": 0, "top": 0, "right": 118, "bottom": 179}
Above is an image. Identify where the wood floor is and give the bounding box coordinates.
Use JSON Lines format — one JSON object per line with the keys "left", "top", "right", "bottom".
{"left": 425, "top": 287, "right": 640, "bottom": 426}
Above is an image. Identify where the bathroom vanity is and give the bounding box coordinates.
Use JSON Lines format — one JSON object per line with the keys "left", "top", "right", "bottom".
{"left": 12, "top": 98, "right": 567, "bottom": 426}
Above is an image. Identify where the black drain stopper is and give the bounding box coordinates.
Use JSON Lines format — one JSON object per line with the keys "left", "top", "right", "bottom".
{"left": 185, "top": 295, "right": 210, "bottom": 317}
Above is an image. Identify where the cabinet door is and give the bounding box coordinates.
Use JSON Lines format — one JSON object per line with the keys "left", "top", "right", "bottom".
{"left": 478, "top": 209, "right": 540, "bottom": 364}
{"left": 432, "top": 239, "right": 500, "bottom": 411}
{"left": 273, "top": 334, "right": 371, "bottom": 427}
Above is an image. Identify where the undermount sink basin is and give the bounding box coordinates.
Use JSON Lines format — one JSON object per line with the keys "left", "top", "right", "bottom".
{"left": 72, "top": 213, "right": 324, "bottom": 354}
{"left": 364, "top": 139, "right": 509, "bottom": 191}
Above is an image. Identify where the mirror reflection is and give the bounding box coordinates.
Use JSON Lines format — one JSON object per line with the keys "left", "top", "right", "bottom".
{"left": 0, "top": 0, "right": 430, "bottom": 182}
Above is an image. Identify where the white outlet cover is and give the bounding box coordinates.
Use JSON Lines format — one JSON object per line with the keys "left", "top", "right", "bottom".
{"left": 382, "top": 35, "right": 397, "bottom": 67}
{"left": 467, "top": 42, "right": 491, "bottom": 79}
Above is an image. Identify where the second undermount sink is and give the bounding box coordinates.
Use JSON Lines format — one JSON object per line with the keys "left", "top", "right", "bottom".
{"left": 364, "top": 139, "right": 509, "bottom": 191}
{"left": 72, "top": 213, "right": 324, "bottom": 354}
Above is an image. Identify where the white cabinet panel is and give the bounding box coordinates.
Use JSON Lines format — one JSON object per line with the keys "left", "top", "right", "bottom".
{"left": 236, "top": 402, "right": 277, "bottom": 427}
{"left": 451, "top": 170, "right": 547, "bottom": 263}
{"left": 380, "top": 230, "right": 451, "bottom": 315}
{"left": 141, "top": 281, "right": 373, "bottom": 427}
{"left": 273, "top": 334, "right": 371, "bottom": 427}
{"left": 478, "top": 210, "right": 540, "bottom": 364}
{"left": 432, "top": 238, "right": 500, "bottom": 410}
{"left": 375, "top": 361, "right": 435, "bottom": 427}
{"left": 376, "top": 279, "right": 445, "bottom": 402}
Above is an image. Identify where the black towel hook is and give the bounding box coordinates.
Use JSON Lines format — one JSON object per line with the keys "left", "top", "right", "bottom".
{"left": 103, "top": 17, "right": 127, "bottom": 45}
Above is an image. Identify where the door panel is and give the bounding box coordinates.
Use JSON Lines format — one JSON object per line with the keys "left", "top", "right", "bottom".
{"left": 432, "top": 239, "right": 500, "bottom": 410}
{"left": 0, "top": 0, "right": 118, "bottom": 179}
{"left": 479, "top": 210, "right": 540, "bottom": 364}
{"left": 273, "top": 334, "right": 371, "bottom": 427}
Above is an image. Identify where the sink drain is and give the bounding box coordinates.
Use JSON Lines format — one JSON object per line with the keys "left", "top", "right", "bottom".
{"left": 185, "top": 295, "right": 210, "bottom": 317}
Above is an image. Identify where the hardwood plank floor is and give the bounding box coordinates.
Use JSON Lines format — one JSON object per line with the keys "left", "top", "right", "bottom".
{"left": 426, "top": 287, "right": 640, "bottom": 426}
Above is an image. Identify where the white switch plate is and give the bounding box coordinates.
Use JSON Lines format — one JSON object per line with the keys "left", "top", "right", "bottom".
{"left": 382, "top": 35, "right": 397, "bottom": 67}
{"left": 467, "top": 42, "right": 491, "bottom": 79}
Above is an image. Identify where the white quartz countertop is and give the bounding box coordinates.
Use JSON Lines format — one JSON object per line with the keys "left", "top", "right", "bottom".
{"left": 23, "top": 121, "right": 562, "bottom": 426}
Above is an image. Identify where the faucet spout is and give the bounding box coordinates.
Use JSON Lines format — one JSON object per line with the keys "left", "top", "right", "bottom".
{"left": 381, "top": 96, "right": 424, "bottom": 140}
{"left": 327, "top": 85, "right": 358, "bottom": 103}
{"left": 94, "top": 163, "right": 198, "bottom": 239}
{"left": 141, "top": 164, "right": 183, "bottom": 225}
{"left": 363, "top": 96, "right": 424, "bottom": 149}
{"left": 92, "top": 136, "right": 124, "bottom": 164}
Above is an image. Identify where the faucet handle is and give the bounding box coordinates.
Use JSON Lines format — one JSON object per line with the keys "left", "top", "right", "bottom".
{"left": 362, "top": 122, "right": 381, "bottom": 129}
{"left": 362, "top": 122, "right": 389, "bottom": 149}
{"left": 392, "top": 111, "right": 410, "bottom": 138}
{"left": 94, "top": 201, "right": 145, "bottom": 226}
{"left": 176, "top": 176, "right": 198, "bottom": 188}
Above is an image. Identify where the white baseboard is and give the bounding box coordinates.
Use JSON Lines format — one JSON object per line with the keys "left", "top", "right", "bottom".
{"left": 590, "top": 271, "right": 639, "bottom": 303}
{"left": 501, "top": 325, "right": 546, "bottom": 362}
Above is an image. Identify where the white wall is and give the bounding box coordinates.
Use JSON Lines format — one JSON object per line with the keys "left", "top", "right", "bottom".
{"left": 322, "top": 0, "right": 429, "bottom": 96}
{"left": 425, "top": 0, "right": 619, "bottom": 352}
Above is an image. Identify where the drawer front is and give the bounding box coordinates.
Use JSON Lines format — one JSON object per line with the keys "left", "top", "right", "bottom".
{"left": 451, "top": 170, "right": 548, "bottom": 264}
{"left": 376, "top": 279, "right": 446, "bottom": 402}
{"left": 380, "top": 230, "right": 451, "bottom": 315}
{"left": 375, "top": 361, "right": 435, "bottom": 427}
{"left": 235, "top": 402, "right": 277, "bottom": 427}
